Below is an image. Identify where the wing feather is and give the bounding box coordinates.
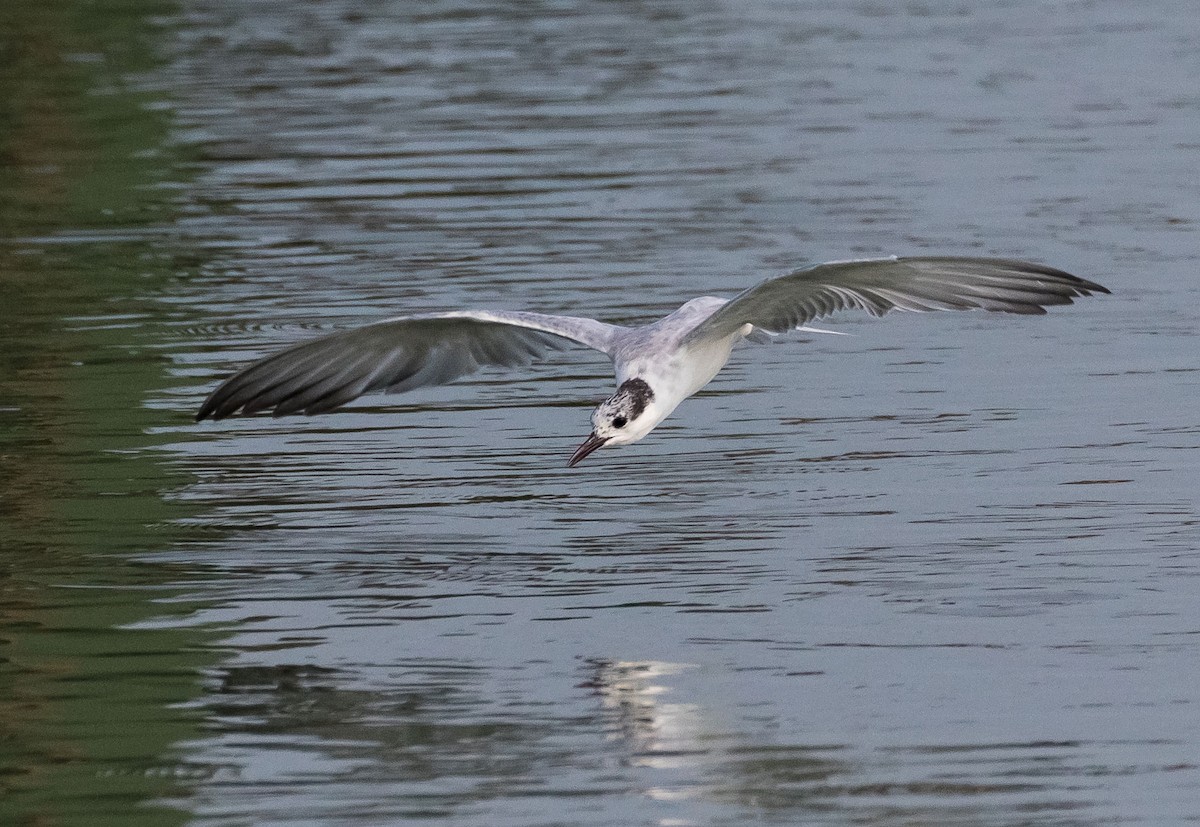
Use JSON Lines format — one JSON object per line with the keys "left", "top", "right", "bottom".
{"left": 685, "top": 257, "right": 1108, "bottom": 343}
{"left": 196, "top": 310, "right": 621, "bottom": 420}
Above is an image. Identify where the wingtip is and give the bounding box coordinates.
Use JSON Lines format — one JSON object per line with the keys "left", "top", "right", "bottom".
{"left": 196, "top": 394, "right": 234, "bottom": 422}
{"left": 1067, "top": 277, "right": 1110, "bottom": 298}
{"left": 1027, "top": 262, "right": 1111, "bottom": 296}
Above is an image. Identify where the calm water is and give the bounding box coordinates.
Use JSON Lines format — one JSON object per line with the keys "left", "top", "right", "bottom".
{"left": 2, "top": 1, "right": 1198, "bottom": 824}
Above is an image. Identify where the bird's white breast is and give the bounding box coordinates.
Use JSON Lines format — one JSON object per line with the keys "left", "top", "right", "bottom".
{"left": 616, "top": 335, "right": 743, "bottom": 425}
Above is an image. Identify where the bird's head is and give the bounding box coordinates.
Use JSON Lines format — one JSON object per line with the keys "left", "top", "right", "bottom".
{"left": 568, "top": 378, "right": 657, "bottom": 467}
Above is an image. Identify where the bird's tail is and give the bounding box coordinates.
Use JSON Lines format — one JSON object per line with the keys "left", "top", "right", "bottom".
{"left": 795, "top": 325, "right": 850, "bottom": 336}
{"left": 745, "top": 325, "right": 849, "bottom": 344}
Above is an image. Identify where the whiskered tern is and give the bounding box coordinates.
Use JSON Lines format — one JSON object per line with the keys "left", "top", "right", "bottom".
{"left": 196, "top": 256, "right": 1108, "bottom": 466}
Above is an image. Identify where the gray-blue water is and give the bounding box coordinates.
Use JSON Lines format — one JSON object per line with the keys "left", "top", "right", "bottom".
{"left": 2, "top": 1, "right": 1198, "bottom": 824}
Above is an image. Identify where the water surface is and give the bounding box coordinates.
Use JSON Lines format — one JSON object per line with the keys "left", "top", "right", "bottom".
{"left": 2, "top": 0, "right": 1199, "bottom": 824}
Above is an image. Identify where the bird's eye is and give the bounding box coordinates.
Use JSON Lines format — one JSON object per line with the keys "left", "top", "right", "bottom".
{"left": 612, "top": 416, "right": 627, "bottom": 429}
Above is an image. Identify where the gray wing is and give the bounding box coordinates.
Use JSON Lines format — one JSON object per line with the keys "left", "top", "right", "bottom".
{"left": 684, "top": 257, "right": 1109, "bottom": 344}
{"left": 196, "top": 309, "right": 621, "bottom": 420}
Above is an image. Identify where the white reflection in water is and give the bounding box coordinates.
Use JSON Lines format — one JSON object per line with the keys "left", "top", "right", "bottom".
{"left": 591, "top": 660, "right": 703, "bottom": 769}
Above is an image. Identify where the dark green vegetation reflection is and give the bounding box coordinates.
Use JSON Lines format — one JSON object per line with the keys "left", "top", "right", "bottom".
{"left": 1, "top": 1, "right": 215, "bottom": 824}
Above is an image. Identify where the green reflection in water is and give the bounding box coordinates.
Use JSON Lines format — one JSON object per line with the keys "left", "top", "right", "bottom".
{"left": 1, "top": 1, "right": 217, "bottom": 824}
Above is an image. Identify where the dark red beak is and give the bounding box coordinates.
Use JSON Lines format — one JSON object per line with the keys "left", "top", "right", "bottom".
{"left": 567, "top": 433, "right": 609, "bottom": 467}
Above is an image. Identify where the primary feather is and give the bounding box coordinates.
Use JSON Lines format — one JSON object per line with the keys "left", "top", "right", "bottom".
{"left": 684, "top": 256, "right": 1109, "bottom": 344}
{"left": 196, "top": 310, "right": 620, "bottom": 420}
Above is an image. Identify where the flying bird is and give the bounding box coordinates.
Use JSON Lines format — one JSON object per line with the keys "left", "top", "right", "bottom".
{"left": 196, "top": 256, "right": 1108, "bottom": 466}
